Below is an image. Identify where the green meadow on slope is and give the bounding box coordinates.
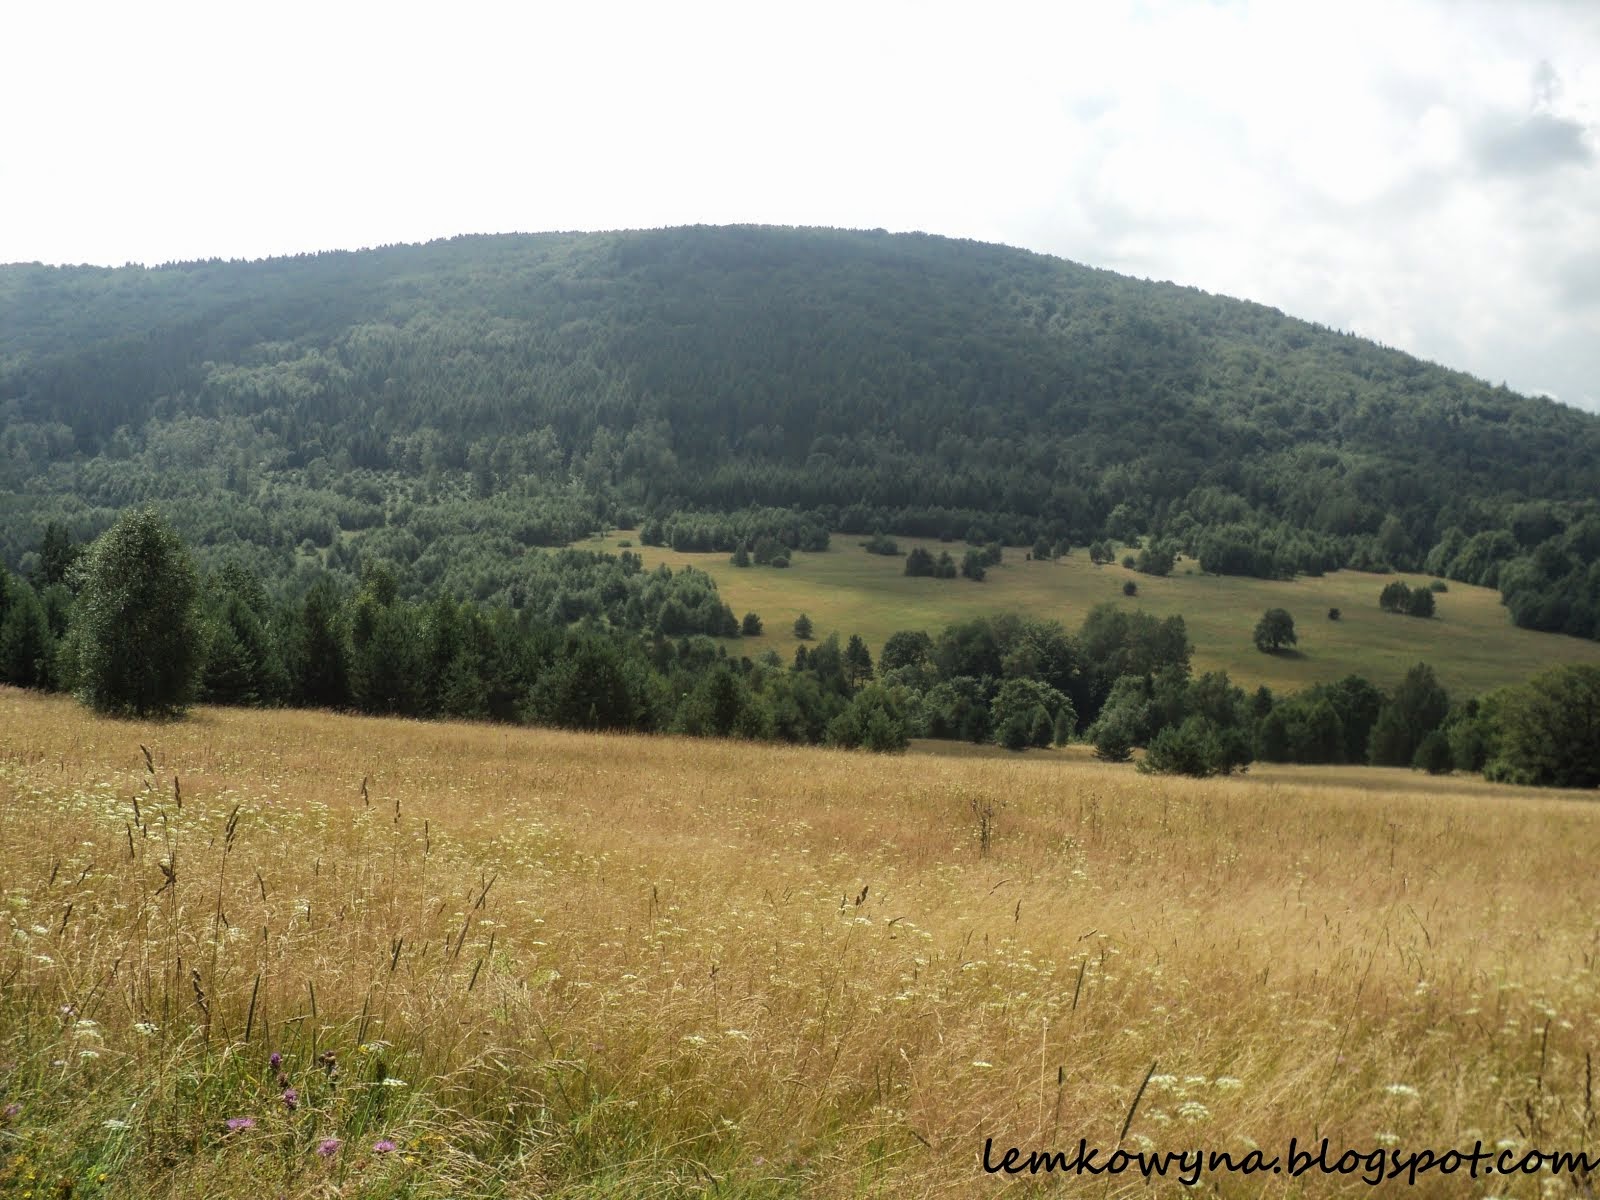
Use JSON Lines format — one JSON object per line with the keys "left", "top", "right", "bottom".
{"left": 586, "top": 531, "right": 1600, "bottom": 696}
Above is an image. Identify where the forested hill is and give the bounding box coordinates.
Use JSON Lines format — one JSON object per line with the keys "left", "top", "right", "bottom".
{"left": 4, "top": 225, "right": 1600, "bottom": 636}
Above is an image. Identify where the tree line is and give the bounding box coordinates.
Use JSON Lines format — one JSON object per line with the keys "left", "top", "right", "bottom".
{"left": 3, "top": 508, "right": 1590, "bottom": 789}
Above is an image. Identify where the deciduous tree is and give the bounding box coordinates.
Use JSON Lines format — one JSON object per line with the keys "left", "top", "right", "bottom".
{"left": 1253, "top": 608, "right": 1297, "bottom": 653}
{"left": 69, "top": 507, "right": 201, "bottom": 717}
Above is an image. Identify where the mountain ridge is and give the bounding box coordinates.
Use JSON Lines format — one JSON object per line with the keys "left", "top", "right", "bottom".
{"left": 5, "top": 223, "right": 1579, "bottom": 414}
{"left": 3, "top": 224, "right": 1598, "bottom": 637}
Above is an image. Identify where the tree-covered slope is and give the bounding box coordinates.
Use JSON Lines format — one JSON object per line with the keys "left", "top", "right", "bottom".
{"left": 4, "top": 225, "right": 1599, "bottom": 633}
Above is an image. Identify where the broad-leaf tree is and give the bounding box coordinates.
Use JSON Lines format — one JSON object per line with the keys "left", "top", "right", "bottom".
{"left": 70, "top": 507, "right": 202, "bottom": 717}
{"left": 1253, "top": 608, "right": 1297, "bottom": 653}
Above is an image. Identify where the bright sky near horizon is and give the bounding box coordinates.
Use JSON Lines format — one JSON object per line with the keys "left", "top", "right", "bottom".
{"left": 2, "top": 0, "right": 1597, "bottom": 410}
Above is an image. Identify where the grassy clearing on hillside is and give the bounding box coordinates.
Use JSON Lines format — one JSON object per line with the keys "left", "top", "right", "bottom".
{"left": 2, "top": 688, "right": 1597, "bottom": 1198}
{"left": 589, "top": 532, "right": 1600, "bottom": 697}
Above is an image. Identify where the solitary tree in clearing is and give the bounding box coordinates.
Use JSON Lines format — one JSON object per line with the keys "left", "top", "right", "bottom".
{"left": 1253, "top": 608, "right": 1297, "bottom": 654}
{"left": 1379, "top": 580, "right": 1412, "bottom": 613}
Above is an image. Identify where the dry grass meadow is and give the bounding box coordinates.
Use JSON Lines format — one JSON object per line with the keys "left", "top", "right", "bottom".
{"left": 2, "top": 685, "right": 1598, "bottom": 1198}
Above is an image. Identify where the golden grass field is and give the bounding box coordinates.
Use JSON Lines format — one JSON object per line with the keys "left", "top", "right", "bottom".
{"left": 586, "top": 532, "right": 1600, "bottom": 699}
{"left": 2, "top": 686, "right": 1598, "bottom": 1197}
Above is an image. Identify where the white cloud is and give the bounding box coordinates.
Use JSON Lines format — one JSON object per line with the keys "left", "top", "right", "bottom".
{"left": 0, "top": 0, "right": 1595, "bottom": 409}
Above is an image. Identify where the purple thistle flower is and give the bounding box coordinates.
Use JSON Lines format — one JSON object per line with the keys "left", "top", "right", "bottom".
{"left": 1, "top": 1102, "right": 19, "bottom": 1121}
{"left": 373, "top": 1138, "right": 397, "bottom": 1153}
{"left": 316, "top": 1137, "right": 341, "bottom": 1157}
{"left": 281, "top": 1087, "right": 298, "bottom": 1112}
{"left": 225, "top": 1116, "right": 257, "bottom": 1132}
{"left": 269, "top": 1052, "right": 282, "bottom": 1070}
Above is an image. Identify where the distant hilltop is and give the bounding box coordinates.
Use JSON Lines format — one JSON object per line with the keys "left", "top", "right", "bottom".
{"left": 3, "top": 224, "right": 1599, "bottom": 639}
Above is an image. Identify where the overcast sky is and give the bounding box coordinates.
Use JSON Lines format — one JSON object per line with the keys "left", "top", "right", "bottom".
{"left": 3, "top": 0, "right": 1596, "bottom": 410}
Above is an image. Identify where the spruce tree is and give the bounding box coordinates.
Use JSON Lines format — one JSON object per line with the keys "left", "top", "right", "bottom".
{"left": 1367, "top": 664, "right": 1449, "bottom": 766}
{"left": 296, "top": 578, "right": 350, "bottom": 708}
{"left": 0, "top": 576, "right": 54, "bottom": 689}
{"left": 844, "top": 634, "right": 874, "bottom": 688}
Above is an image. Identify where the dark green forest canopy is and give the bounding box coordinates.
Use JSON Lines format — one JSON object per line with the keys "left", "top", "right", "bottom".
{"left": 4, "top": 225, "right": 1599, "bottom": 634}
